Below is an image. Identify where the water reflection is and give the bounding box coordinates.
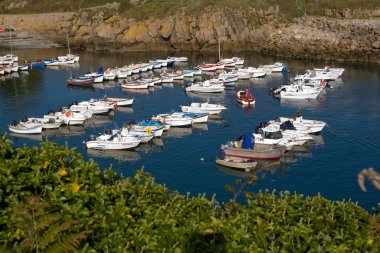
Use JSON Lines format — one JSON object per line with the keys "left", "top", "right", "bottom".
{"left": 163, "top": 127, "right": 192, "bottom": 138}
{"left": 136, "top": 138, "right": 165, "bottom": 154}
{"left": 216, "top": 159, "right": 286, "bottom": 178}
{"left": 0, "top": 70, "right": 43, "bottom": 98}
{"left": 87, "top": 149, "right": 141, "bottom": 162}
{"left": 42, "top": 126, "right": 86, "bottom": 138}
{"left": 10, "top": 132, "right": 43, "bottom": 142}
{"left": 192, "top": 123, "right": 208, "bottom": 132}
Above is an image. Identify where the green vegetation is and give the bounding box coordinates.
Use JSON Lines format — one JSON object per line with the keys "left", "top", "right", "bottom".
{"left": 0, "top": 134, "right": 379, "bottom": 252}
{"left": 0, "top": 0, "right": 378, "bottom": 20}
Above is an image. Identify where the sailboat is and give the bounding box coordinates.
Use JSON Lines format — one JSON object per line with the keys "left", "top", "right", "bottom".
{"left": 57, "top": 36, "right": 80, "bottom": 63}
{"left": 0, "top": 27, "right": 18, "bottom": 65}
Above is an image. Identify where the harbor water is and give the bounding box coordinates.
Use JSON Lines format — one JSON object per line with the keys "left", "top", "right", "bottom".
{"left": 0, "top": 48, "right": 379, "bottom": 211}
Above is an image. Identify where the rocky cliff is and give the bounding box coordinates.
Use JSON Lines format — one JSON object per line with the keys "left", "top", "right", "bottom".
{"left": 1, "top": 4, "right": 379, "bottom": 63}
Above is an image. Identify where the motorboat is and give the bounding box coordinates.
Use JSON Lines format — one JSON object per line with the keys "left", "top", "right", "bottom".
{"left": 167, "top": 56, "right": 188, "bottom": 62}
{"left": 120, "top": 128, "right": 154, "bottom": 143}
{"left": 185, "top": 80, "right": 225, "bottom": 93}
{"left": 152, "top": 112, "right": 193, "bottom": 127}
{"left": 27, "top": 117, "right": 62, "bottom": 129}
{"left": 259, "top": 62, "right": 287, "bottom": 72}
{"left": 181, "top": 102, "right": 226, "bottom": 115}
{"left": 183, "top": 67, "right": 202, "bottom": 75}
{"left": 278, "top": 111, "right": 326, "bottom": 134}
{"left": 86, "top": 133, "right": 141, "bottom": 150}
{"left": 100, "top": 96, "right": 134, "bottom": 107}
{"left": 121, "top": 80, "right": 149, "bottom": 89}
{"left": 84, "top": 67, "right": 104, "bottom": 83}
{"left": 103, "top": 68, "right": 117, "bottom": 81}
{"left": 182, "top": 113, "right": 208, "bottom": 123}
{"left": 9, "top": 119, "right": 43, "bottom": 134}
{"left": 236, "top": 89, "right": 255, "bottom": 105}
{"left": 127, "top": 121, "right": 165, "bottom": 137}
{"left": 44, "top": 59, "right": 59, "bottom": 66}
{"left": 70, "top": 100, "right": 114, "bottom": 115}
{"left": 56, "top": 109, "right": 87, "bottom": 125}
{"left": 135, "top": 120, "right": 170, "bottom": 131}
{"left": 254, "top": 124, "right": 310, "bottom": 150}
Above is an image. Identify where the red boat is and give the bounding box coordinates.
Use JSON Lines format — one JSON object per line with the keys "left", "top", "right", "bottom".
{"left": 236, "top": 89, "right": 255, "bottom": 105}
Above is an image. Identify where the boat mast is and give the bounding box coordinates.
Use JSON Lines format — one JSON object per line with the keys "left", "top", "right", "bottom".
{"left": 9, "top": 25, "right": 12, "bottom": 56}
{"left": 67, "top": 35, "right": 71, "bottom": 55}
{"left": 218, "top": 37, "right": 221, "bottom": 62}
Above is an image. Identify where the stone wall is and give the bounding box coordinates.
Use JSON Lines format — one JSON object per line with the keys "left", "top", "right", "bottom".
{"left": 0, "top": 6, "right": 379, "bottom": 63}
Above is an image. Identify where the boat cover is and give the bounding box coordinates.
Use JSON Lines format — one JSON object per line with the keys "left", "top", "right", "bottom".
{"left": 280, "top": 120, "right": 296, "bottom": 130}
{"left": 242, "top": 132, "right": 254, "bottom": 149}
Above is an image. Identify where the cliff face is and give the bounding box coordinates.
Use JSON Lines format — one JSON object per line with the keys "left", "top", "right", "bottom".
{"left": 1, "top": 5, "right": 380, "bottom": 63}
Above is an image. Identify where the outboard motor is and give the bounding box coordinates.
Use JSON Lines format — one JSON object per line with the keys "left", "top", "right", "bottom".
{"left": 21, "top": 116, "right": 28, "bottom": 122}
{"left": 104, "top": 128, "right": 112, "bottom": 135}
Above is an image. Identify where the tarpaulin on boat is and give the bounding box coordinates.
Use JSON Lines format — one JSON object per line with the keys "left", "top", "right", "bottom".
{"left": 242, "top": 132, "right": 254, "bottom": 149}
{"left": 280, "top": 120, "right": 296, "bottom": 130}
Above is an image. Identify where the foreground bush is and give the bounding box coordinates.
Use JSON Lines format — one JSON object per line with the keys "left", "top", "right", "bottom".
{"left": 0, "top": 134, "right": 378, "bottom": 252}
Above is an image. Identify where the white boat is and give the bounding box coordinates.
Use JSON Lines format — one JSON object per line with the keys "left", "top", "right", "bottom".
{"left": 232, "top": 57, "right": 244, "bottom": 65}
{"left": 218, "top": 59, "right": 236, "bottom": 67}
{"left": 27, "top": 117, "right": 62, "bottom": 129}
{"left": 113, "top": 67, "right": 132, "bottom": 78}
{"left": 121, "top": 80, "right": 149, "bottom": 89}
{"left": 181, "top": 102, "right": 226, "bottom": 115}
{"left": 120, "top": 128, "right": 154, "bottom": 143}
{"left": 197, "top": 64, "right": 217, "bottom": 72}
{"left": 128, "top": 124, "right": 165, "bottom": 137}
{"left": 160, "top": 75, "right": 174, "bottom": 83}
{"left": 101, "top": 96, "right": 134, "bottom": 106}
{"left": 103, "top": 68, "right": 117, "bottom": 81}
{"left": 167, "top": 56, "right": 188, "bottom": 62}
{"left": 152, "top": 112, "right": 193, "bottom": 127}
{"left": 185, "top": 80, "right": 225, "bottom": 93}
{"left": 57, "top": 109, "right": 87, "bottom": 125}
{"left": 161, "top": 72, "right": 185, "bottom": 80}
{"left": 182, "top": 113, "right": 208, "bottom": 123}
{"left": 183, "top": 67, "right": 202, "bottom": 75}
{"left": 57, "top": 36, "right": 80, "bottom": 63}
{"left": 58, "top": 58, "right": 75, "bottom": 65}
{"left": 295, "top": 69, "right": 340, "bottom": 81}
{"left": 259, "top": 62, "right": 287, "bottom": 72}
{"left": 9, "top": 121, "right": 43, "bottom": 134}
{"left": 70, "top": 100, "right": 114, "bottom": 115}
{"left": 86, "top": 133, "right": 141, "bottom": 150}
{"left": 254, "top": 124, "right": 309, "bottom": 150}
{"left": 278, "top": 111, "right": 326, "bottom": 134}
{"left": 280, "top": 86, "right": 321, "bottom": 99}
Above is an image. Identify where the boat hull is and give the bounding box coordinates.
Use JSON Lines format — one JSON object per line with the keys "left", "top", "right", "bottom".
{"left": 223, "top": 146, "right": 284, "bottom": 160}
{"left": 216, "top": 158, "right": 257, "bottom": 171}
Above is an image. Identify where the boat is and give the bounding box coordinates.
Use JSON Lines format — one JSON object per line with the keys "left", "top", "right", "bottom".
{"left": 182, "top": 113, "right": 208, "bottom": 123}
{"left": 57, "top": 36, "right": 80, "bottom": 62}
{"left": 280, "top": 86, "right": 321, "bottom": 99}
{"left": 103, "top": 68, "right": 117, "bottom": 81}
{"left": 120, "top": 128, "right": 154, "bottom": 143}
{"left": 197, "top": 64, "right": 217, "bottom": 72}
{"left": 44, "top": 59, "right": 59, "bottom": 66}
{"left": 27, "top": 117, "right": 62, "bottom": 129}
{"left": 57, "top": 109, "right": 87, "bottom": 125}
{"left": 70, "top": 100, "right": 114, "bottom": 115}
{"left": 183, "top": 67, "right": 202, "bottom": 75}
{"left": 152, "top": 112, "right": 193, "bottom": 127}
{"left": 135, "top": 120, "right": 170, "bottom": 131}
{"left": 160, "top": 72, "right": 184, "bottom": 80}
{"left": 181, "top": 102, "right": 226, "bottom": 115}
{"left": 215, "top": 156, "right": 257, "bottom": 171}
{"left": 254, "top": 123, "right": 310, "bottom": 150}
{"left": 67, "top": 76, "right": 95, "bottom": 86}
{"left": 278, "top": 111, "right": 326, "bottom": 134}
{"left": 84, "top": 67, "right": 104, "bottom": 83}
{"left": 9, "top": 120, "right": 43, "bottom": 134}
{"left": 236, "top": 89, "right": 256, "bottom": 105}
{"left": 185, "top": 80, "right": 225, "bottom": 93}
{"left": 221, "top": 133, "right": 285, "bottom": 159}
{"left": 127, "top": 123, "right": 165, "bottom": 137}
{"left": 86, "top": 133, "right": 141, "bottom": 150}
{"left": 167, "top": 56, "right": 188, "bottom": 62}
{"left": 121, "top": 80, "right": 149, "bottom": 89}
{"left": 101, "top": 96, "right": 134, "bottom": 107}
{"left": 259, "top": 62, "right": 287, "bottom": 72}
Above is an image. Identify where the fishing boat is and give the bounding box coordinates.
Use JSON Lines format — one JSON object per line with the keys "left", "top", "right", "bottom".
{"left": 44, "top": 58, "right": 59, "bottom": 66}
{"left": 182, "top": 113, "right": 208, "bottom": 123}
{"left": 221, "top": 133, "right": 285, "bottom": 160}
{"left": 120, "top": 128, "right": 154, "bottom": 143}
{"left": 259, "top": 62, "right": 287, "bottom": 72}
{"left": 127, "top": 124, "right": 165, "bottom": 137}
{"left": 181, "top": 102, "right": 226, "bottom": 115}
{"left": 167, "top": 56, "right": 188, "bottom": 62}
{"left": 215, "top": 156, "right": 257, "bottom": 171}
{"left": 135, "top": 120, "right": 170, "bottom": 131}
{"left": 27, "top": 117, "right": 62, "bottom": 129}
{"left": 236, "top": 89, "right": 256, "bottom": 105}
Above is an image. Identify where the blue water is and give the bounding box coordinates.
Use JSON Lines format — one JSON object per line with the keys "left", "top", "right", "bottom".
{"left": 1, "top": 48, "right": 379, "bottom": 211}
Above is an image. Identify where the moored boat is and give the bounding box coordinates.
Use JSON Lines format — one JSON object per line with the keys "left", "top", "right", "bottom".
{"left": 236, "top": 89, "right": 256, "bottom": 105}
{"left": 215, "top": 157, "right": 257, "bottom": 171}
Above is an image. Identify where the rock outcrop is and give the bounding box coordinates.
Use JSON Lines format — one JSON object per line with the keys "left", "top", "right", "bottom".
{"left": 1, "top": 5, "right": 379, "bottom": 63}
